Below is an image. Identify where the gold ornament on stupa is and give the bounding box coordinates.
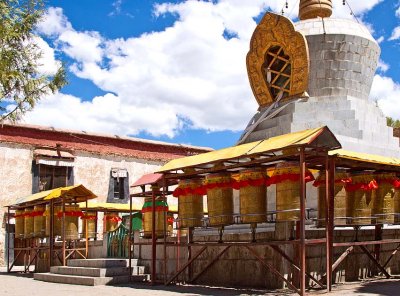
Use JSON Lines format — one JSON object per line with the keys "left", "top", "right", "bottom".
{"left": 299, "top": 0, "right": 332, "bottom": 20}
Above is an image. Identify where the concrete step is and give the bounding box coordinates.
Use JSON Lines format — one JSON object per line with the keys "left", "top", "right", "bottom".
{"left": 131, "top": 274, "right": 151, "bottom": 282}
{"left": 50, "top": 265, "right": 146, "bottom": 277}
{"left": 67, "top": 258, "right": 138, "bottom": 268}
{"left": 34, "top": 273, "right": 131, "bottom": 286}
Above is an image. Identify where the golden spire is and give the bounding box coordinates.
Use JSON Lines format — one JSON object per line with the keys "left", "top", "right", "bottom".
{"left": 299, "top": 0, "right": 332, "bottom": 20}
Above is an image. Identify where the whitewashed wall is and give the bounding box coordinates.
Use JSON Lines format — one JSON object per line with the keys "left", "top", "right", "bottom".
{"left": 0, "top": 142, "right": 170, "bottom": 265}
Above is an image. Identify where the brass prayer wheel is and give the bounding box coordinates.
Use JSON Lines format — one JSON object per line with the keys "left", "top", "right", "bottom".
{"left": 63, "top": 205, "right": 81, "bottom": 240}
{"left": 177, "top": 179, "right": 204, "bottom": 228}
{"left": 205, "top": 173, "right": 234, "bottom": 227}
{"left": 105, "top": 212, "right": 121, "bottom": 233}
{"left": 274, "top": 162, "right": 314, "bottom": 221}
{"left": 82, "top": 211, "right": 97, "bottom": 238}
{"left": 239, "top": 168, "right": 267, "bottom": 224}
{"left": 141, "top": 193, "right": 168, "bottom": 239}
{"left": 15, "top": 209, "right": 25, "bottom": 239}
{"left": 45, "top": 205, "right": 62, "bottom": 237}
{"left": 346, "top": 173, "right": 376, "bottom": 225}
{"left": 24, "top": 207, "right": 34, "bottom": 238}
{"left": 33, "top": 205, "right": 46, "bottom": 238}
{"left": 372, "top": 173, "right": 397, "bottom": 224}
{"left": 315, "top": 171, "right": 348, "bottom": 227}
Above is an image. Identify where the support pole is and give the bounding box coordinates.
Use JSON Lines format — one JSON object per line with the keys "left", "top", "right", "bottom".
{"left": 163, "top": 177, "right": 167, "bottom": 284}
{"left": 325, "top": 156, "right": 335, "bottom": 291}
{"left": 85, "top": 200, "right": 88, "bottom": 258}
{"left": 6, "top": 207, "right": 10, "bottom": 273}
{"left": 299, "top": 148, "right": 306, "bottom": 296}
{"left": 94, "top": 211, "right": 98, "bottom": 241}
{"left": 50, "top": 200, "right": 54, "bottom": 267}
{"left": 129, "top": 192, "right": 133, "bottom": 281}
{"left": 62, "top": 197, "right": 66, "bottom": 266}
{"left": 374, "top": 224, "right": 383, "bottom": 275}
{"left": 151, "top": 186, "right": 157, "bottom": 284}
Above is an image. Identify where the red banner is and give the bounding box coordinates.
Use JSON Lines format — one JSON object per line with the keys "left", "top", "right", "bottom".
{"left": 266, "top": 172, "right": 314, "bottom": 186}
{"left": 345, "top": 180, "right": 378, "bottom": 192}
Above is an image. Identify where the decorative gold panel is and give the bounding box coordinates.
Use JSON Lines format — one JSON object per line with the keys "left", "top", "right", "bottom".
{"left": 246, "top": 13, "right": 309, "bottom": 107}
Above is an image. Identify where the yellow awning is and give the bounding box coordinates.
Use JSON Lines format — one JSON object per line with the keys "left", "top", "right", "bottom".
{"left": 157, "top": 126, "right": 340, "bottom": 173}
{"left": 44, "top": 185, "right": 97, "bottom": 201}
{"left": 158, "top": 140, "right": 262, "bottom": 173}
{"left": 12, "top": 189, "right": 53, "bottom": 206}
{"left": 330, "top": 149, "right": 400, "bottom": 167}
{"left": 78, "top": 202, "right": 138, "bottom": 212}
{"left": 9, "top": 184, "right": 97, "bottom": 207}
{"left": 78, "top": 201, "right": 179, "bottom": 213}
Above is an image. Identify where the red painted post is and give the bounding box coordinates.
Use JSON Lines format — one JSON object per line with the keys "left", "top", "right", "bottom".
{"left": 299, "top": 149, "right": 306, "bottom": 296}
{"left": 151, "top": 186, "right": 157, "bottom": 284}
{"left": 327, "top": 158, "right": 335, "bottom": 291}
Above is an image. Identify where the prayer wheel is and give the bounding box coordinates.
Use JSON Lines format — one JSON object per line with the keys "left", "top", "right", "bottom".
{"left": 24, "top": 207, "right": 34, "bottom": 238}
{"left": 141, "top": 193, "right": 168, "bottom": 239}
{"left": 15, "top": 209, "right": 25, "bottom": 239}
{"left": 82, "top": 211, "right": 97, "bottom": 238}
{"left": 372, "top": 173, "right": 398, "bottom": 224}
{"left": 205, "top": 173, "right": 234, "bottom": 227}
{"left": 45, "top": 205, "right": 62, "bottom": 237}
{"left": 33, "top": 205, "right": 46, "bottom": 238}
{"left": 63, "top": 205, "right": 81, "bottom": 240}
{"left": 176, "top": 179, "right": 204, "bottom": 228}
{"left": 105, "top": 212, "right": 121, "bottom": 233}
{"left": 239, "top": 168, "right": 267, "bottom": 224}
{"left": 395, "top": 188, "right": 400, "bottom": 224}
{"left": 315, "top": 171, "right": 349, "bottom": 227}
{"left": 346, "top": 173, "right": 376, "bottom": 225}
{"left": 273, "top": 162, "right": 314, "bottom": 221}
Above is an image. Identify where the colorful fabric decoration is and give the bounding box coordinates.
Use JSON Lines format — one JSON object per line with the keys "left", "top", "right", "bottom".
{"left": 141, "top": 200, "right": 169, "bottom": 213}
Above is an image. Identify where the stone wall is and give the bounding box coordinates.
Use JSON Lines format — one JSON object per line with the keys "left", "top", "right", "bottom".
{"left": 0, "top": 142, "right": 165, "bottom": 266}
{"left": 134, "top": 228, "right": 400, "bottom": 289}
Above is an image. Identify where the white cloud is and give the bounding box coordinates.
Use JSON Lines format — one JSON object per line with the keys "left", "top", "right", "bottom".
{"left": 389, "top": 26, "right": 400, "bottom": 41}
{"left": 24, "top": 0, "right": 385, "bottom": 138}
{"left": 396, "top": 4, "right": 400, "bottom": 18}
{"left": 32, "top": 37, "right": 61, "bottom": 75}
{"left": 377, "top": 59, "right": 389, "bottom": 73}
{"left": 24, "top": 93, "right": 180, "bottom": 137}
{"left": 58, "top": 30, "right": 104, "bottom": 64}
{"left": 36, "top": 7, "right": 72, "bottom": 36}
{"left": 371, "top": 75, "right": 400, "bottom": 120}
{"left": 376, "top": 36, "right": 385, "bottom": 43}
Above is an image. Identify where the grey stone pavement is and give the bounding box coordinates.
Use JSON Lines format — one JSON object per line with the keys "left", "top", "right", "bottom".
{"left": 1, "top": 268, "right": 400, "bottom": 296}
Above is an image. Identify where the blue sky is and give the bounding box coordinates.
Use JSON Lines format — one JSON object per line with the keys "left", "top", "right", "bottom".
{"left": 20, "top": 0, "right": 400, "bottom": 149}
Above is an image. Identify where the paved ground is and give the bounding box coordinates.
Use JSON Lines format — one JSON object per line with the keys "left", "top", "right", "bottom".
{"left": 1, "top": 268, "right": 400, "bottom": 296}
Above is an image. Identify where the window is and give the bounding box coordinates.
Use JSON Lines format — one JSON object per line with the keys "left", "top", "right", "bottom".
{"left": 262, "top": 45, "right": 291, "bottom": 100}
{"left": 113, "top": 177, "right": 125, "bottom": 199}
{"left": 32, "top": 148, "right": 75, "bottom": 193}
{"left": 39, "top": 165, "right": 68, "bottom": 191}
{"left": 107, "top": 169, "right": 129, "bottom": 203}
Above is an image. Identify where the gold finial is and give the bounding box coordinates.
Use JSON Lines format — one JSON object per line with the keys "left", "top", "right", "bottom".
{"left": 299, "top": 0, "right": 332, "bottom": 20}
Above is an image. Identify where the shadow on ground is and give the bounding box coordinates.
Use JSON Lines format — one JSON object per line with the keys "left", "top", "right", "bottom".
{"left": 117, "top": 283, "right": 294, "bottom": 295}
{"left": 0, "top": 271, "right": 34, "bottom": 278}
{"left": 355, "top": 278, "right": 400, "bottom": 296}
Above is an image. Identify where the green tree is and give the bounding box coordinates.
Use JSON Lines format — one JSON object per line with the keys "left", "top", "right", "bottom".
{"left": 387, "top": 117, "right": 400, "bottom": 128}
{"left": 0, "top": 0, "right": 66, "bottom": 121}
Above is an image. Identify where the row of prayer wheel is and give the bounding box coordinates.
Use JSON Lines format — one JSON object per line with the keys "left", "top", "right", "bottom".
{"left": 141, "top": 192, "right": 173, "bottom": 239}
{"left": 173, "top": 162, "right": 315, "bottom": 228}
{"left": 316, "top": 172, "right": 400, "bottom": 226}
{"left": 15, "top": 205, "right": 120, "bottom": 239}
{"left": 174, "top": 164, "right": 400, "bottom": 228}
